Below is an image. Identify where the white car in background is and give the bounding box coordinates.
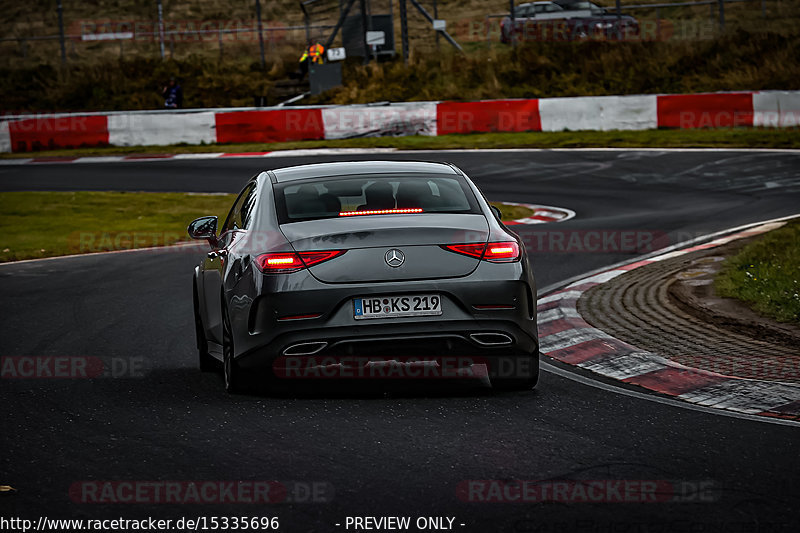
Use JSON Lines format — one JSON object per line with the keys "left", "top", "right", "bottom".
{"left": 513, "top": 1, "right": 572, "bottom": 20}
{"left": 501, "top": 1, "right": 639, "bottom": 43}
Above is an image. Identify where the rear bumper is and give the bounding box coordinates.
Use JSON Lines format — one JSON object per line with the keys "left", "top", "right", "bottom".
{"left": 238, "top": 318, "right": 538, "bottom": 365}
{"left": 238, "top": 319, "right": 538, "bottom": 383}
{"left": 228, "top": 260, "right": 538, "bottom": 380}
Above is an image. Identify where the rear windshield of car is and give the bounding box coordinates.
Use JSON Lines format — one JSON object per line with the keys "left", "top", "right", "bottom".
{"left": 273, "top": 174, "right": 482, "bottom": 224}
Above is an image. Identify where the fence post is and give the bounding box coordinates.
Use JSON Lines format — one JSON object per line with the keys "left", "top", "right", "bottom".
{"left": 717, "top": 0, "right": 724, "bottom": 31}
{"left": 56, "top": 0, "right": 67, "bottom": 65}
{"left": 359, "top": 0, "right": 370, "bottom": 64}
{"left": 509, "top": 0, "right": 515, "bottom": 48}
{"left": 399, "top": 0, "right": 409, "bottom": 65}
{"left": 302, "top": 4, "right": 311, "bottom": 43}
{"left": 433, "top": 0, "right": 439, "bottom": 51}
{"left": 615, "top": 0, "right": 621, "bottom": 40}
{"left": 255, "top": 0, "right": 266, "bottom": 69}
{"left": 656, "top": 7, "right": 661, "bottom": 41}
{"left": 157, "top": 0, "right": 166, "bottom": 59}
{"left": 408, "top": 0, "right": 463, "bottom": 52}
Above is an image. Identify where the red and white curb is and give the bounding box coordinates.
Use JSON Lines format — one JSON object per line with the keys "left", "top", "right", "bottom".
{"left": 537, "top": 220, "right": 800, "bottom": 420}
{"left": 2, "top": 91, "right": 798, "bottom": 154}
{"left": 498, "top": 202, "right": 575, "bottom": 225}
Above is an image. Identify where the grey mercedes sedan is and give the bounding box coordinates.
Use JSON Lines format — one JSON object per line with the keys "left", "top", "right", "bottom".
{"left": 189, "top": 161, "right": 539, "bottom": 393}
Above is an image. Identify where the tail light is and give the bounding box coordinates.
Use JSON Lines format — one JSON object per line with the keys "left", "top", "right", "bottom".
{"left": 441, "top": 241, "right": 520, "bottom": 263}
{"left": 255, "top": 250, "right": 346, "bottom": 273}
{"left": 442, "top": 243, "right": 485, "bottom": 258}
{"left": 485, "top": 242, "right": 520, "bottom": 261}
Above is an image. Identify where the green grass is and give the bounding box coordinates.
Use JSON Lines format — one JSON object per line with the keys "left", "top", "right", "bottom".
{"left": 2, "top": 128, "right": 798, "bottom": 160}
{"left": 496, "top": 203, "right": 538, "bottom": 221}
{"left": 0, "top": 191, "right": 533, "bottom": 263}
{"left": 0, "top": 191, "right": 236, "bottom": 262}
{"left": 715, "top": 219, "right": 800, "bottom": 323}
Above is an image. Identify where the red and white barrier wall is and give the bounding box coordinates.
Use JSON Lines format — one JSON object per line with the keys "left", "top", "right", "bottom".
{"left": 1, "top": 90, "right": 797, "bottom": 153}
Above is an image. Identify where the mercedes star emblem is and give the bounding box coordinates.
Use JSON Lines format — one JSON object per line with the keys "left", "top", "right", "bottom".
{"left": 384, "top": 249, "right": 405, "bottom": 268}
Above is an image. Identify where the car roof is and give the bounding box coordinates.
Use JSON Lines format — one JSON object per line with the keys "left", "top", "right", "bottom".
{"left": 270, "top": 160, "right": 459, "bottom": 183}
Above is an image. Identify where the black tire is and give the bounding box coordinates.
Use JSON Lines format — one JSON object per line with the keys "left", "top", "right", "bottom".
{"left": 491, "top": 353, "right": 540, "bottom": 391}
{"left": 193, "top": 282, "right": 217, "bottom": 372}
{"left": 222, "top": 304, "right": 246, "bottom": 393}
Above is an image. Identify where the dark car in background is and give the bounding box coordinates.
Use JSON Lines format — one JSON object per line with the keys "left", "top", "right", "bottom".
{"left": 189, "top": 161, "right": 540, "bottom": 394}
{"left": 501, "top": 0, "right": 639, "bottom": 43}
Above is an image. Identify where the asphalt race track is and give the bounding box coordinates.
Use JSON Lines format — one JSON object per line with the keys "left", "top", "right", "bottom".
{"left": 1, "top": 149, "right": 799, "bottom": 532}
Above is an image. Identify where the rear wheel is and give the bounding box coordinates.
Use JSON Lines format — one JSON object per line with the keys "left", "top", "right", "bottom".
{"left": 491, "top": 353, "right": 539, "bottom": 391}
{"left": 194, "top": 282, "right": 216, "bottom": 372}
{"left": 222, "top": 304, "right": 246, "bottom": 393}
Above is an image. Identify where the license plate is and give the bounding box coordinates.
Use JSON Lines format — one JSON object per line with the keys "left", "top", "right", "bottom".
{"left": 354, "top": 294, "right": 442, "bottom": 320}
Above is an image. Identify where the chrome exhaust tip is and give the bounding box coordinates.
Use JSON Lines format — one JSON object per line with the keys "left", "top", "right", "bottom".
{"left": 469, "top": 333, "right": 514, "bottom": 346}
{"left": 283, "top": 341, "right": 328, "bottom": 356}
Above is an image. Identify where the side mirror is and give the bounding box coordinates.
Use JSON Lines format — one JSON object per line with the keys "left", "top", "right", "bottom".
{"left": 490, "top": 205, "right": 503, "bottom": 220}
{"left": 188, "top": 216, "right": 218, "bottom": 245}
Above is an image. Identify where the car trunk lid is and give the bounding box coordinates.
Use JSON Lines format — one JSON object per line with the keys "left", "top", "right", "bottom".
{"left": 279, "top": 214, "right": 489, "bottom": 283}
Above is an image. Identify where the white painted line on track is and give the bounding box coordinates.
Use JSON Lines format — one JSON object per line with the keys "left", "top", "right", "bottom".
{"left": 171, "top": 153, "right": 226, "bottom": 159}
{"left": 66, "top": 156, "right": 126, "bottom": 163}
